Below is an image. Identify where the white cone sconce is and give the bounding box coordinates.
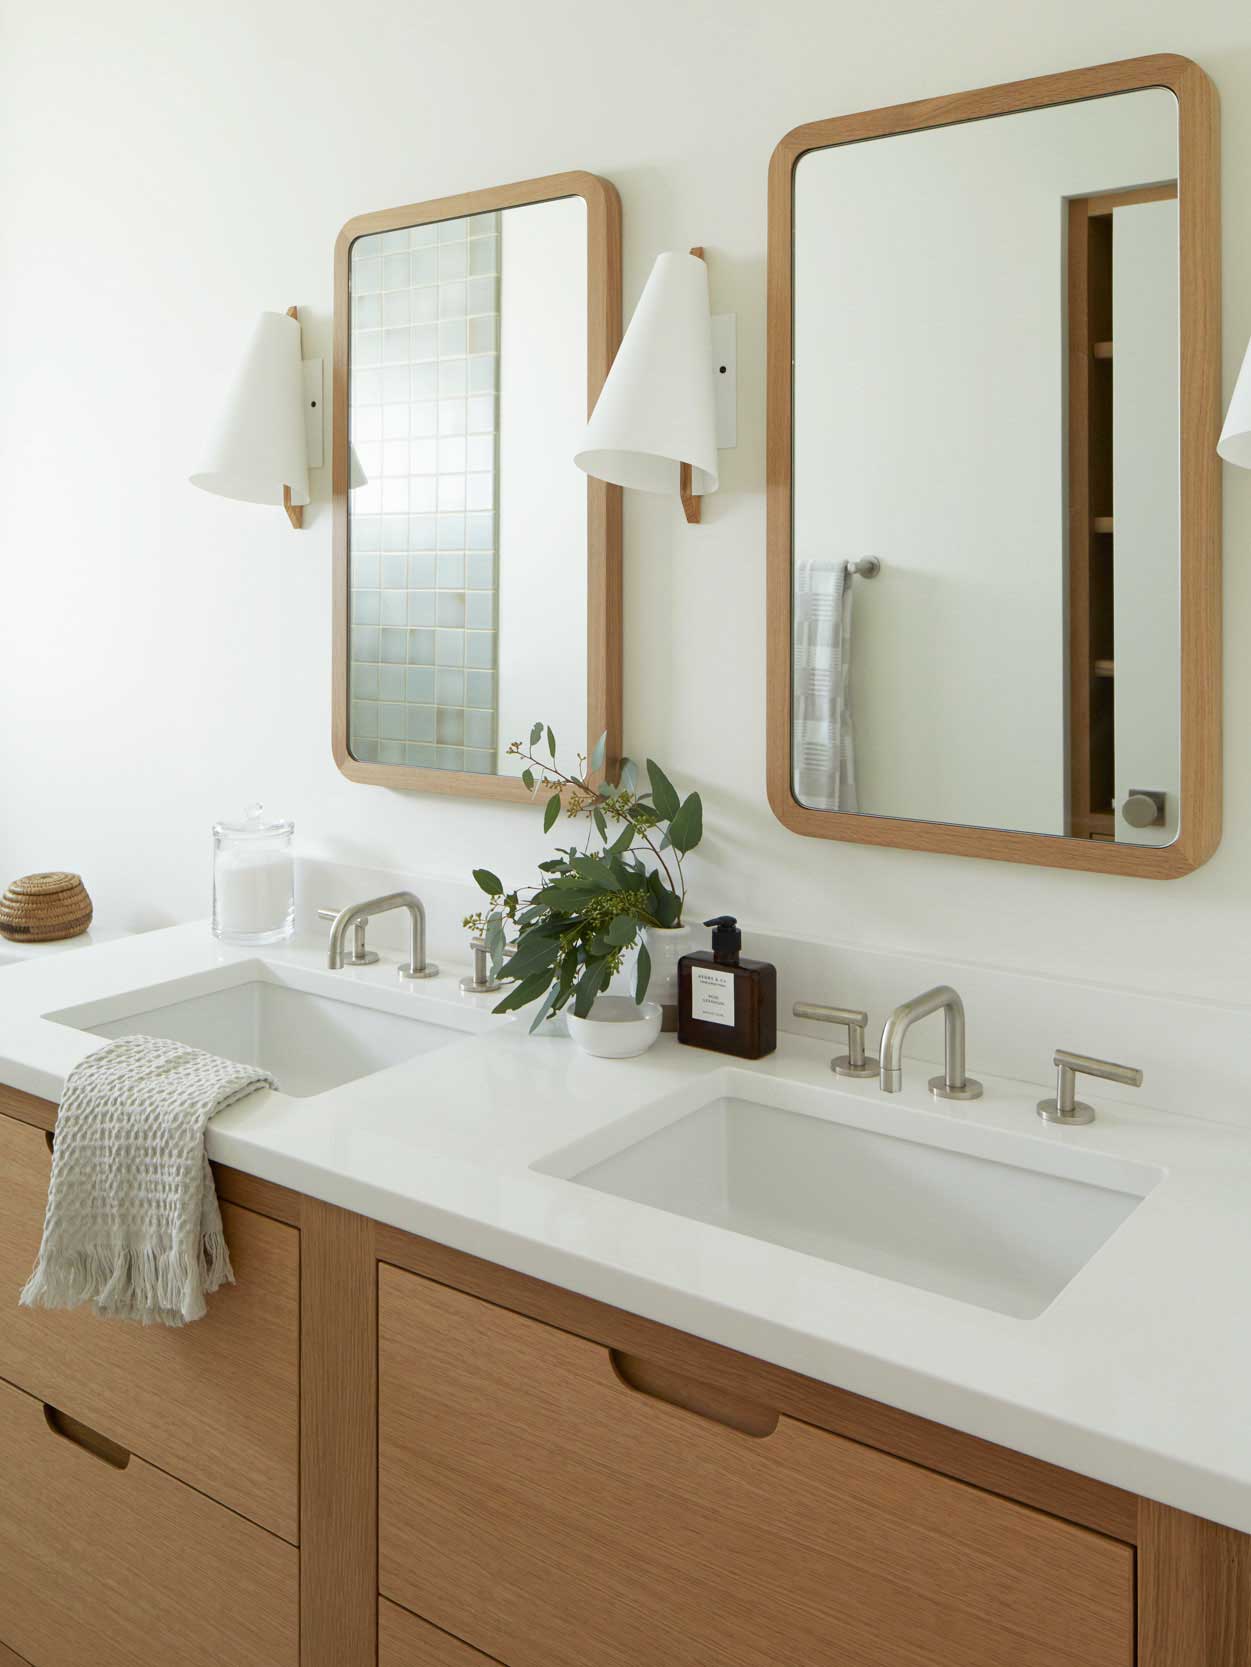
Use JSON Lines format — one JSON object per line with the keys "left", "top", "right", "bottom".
{"left": 190, "top": 306, "right": 323, "bottom": 529}
{"left": 575, "top": 247, "right": 734, "bottom": 524}
{"left": 1218, "top": 337, "right": 1251, "bottom": 469}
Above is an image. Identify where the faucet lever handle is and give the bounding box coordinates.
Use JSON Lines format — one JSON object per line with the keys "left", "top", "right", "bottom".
{"left": 792, "top": 1002, "right": 878, "bottom": 1079}
{"left": 1038, "top": 1049, "right": 1143, "bottom": 1126}
{"left": 460, "top": 937, "right": 504, "bottom": 996}
{"left": 318, "top": 906, "right": 379, "bottom": 966}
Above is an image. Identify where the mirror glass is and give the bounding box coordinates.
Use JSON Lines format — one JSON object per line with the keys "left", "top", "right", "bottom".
{"left": 346, "top": 196, "right": 588, "bottom": 777}
{"left": 792, "top": 88, "right": 1180, "bottom": 845}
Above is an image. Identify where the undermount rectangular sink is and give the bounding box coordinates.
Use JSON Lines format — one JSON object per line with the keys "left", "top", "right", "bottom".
{"left": 47, "top": 961, "right": 481, "bottom": 1098}
{"left": 537, "top": 1077, "right": 1160, "bottom": 1319}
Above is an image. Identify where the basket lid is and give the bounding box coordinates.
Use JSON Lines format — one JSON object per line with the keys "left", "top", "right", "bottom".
{"left": 6, "top": 871, "right": 84, "bottom": 897}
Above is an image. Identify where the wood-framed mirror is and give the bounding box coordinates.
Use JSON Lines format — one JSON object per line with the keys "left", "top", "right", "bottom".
{"left": 333, "top": 171, "right": 622, "bottom": 801}
{"left": 766, "top": 56, "right": 1221, "bottom": 877}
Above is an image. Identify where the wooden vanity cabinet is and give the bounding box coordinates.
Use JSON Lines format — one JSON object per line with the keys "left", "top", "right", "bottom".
{"left": 0, "top": 1373, "right": 298, "bottom": 1667}
{"left": 0, "top": 1108, "right": 299, "bottom": 1541}
{"left": 378, "top": 1264, "right": 1133, "bottom": 1667}
{"left": 0, "top": 1089, "right": 301, "bottom": 1667}
{"left": 380, "top": 1600, "right": 497, "bottom": 1667}
{"left": 3, "top": 1083, "right": 1251, "bottom": 1667}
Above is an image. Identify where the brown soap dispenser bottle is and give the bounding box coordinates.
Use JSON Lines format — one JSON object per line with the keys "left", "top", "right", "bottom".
{"left": 678, "top": 916, "right": 777, "bottom": 1059}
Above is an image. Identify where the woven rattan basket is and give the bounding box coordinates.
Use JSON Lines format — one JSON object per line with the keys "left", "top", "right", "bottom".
{"left": 0, "top": 872, "right": 93, "bottom": 943}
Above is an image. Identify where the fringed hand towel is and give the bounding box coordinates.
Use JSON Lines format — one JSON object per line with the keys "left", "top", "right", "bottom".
{"left": 20, "top": 1035, "right": 275, "bottom": 1327}
{"left": 793, "top": 558, "right": 858, "bottom": 812}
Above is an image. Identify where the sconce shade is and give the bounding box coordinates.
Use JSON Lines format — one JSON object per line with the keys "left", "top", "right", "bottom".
{"left": 1218, "top": 336, "right": 1251, "bottom": 468}
{"left": 575, "top": 251, "right": 719, "bottom": 496}
{"left": 190, "top": 311, "right": 310, "bottom": 507}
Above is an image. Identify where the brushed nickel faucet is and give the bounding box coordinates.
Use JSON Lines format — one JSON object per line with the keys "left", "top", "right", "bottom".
{"left": 879, "top": 985, "right": 982, "bottom": 1101}
{"left": 325, "top": 891, "right": 438, "bottom": 980}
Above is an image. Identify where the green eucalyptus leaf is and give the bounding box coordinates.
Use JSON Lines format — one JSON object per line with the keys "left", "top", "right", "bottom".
{"left": 485, "top": 915, "right": 506, "bottom": 974}
{"left": 606, "top": 914, "right": 637, "bottom": 947}
{"left": 543, "top": 792, "right": 562, "bottom": 833}
{"left": 651, "top": 887, "right": 682, "bottom": 928}
{"left": 473, "top": 867, "right": 503, "bottom": 897}
{"left": 527, "top": 983, "right": 560, "bottom": 1034}
{"left": 499, "top": 942, "right": 560, "bottom": 985}
{"left": 547, "top": 725, "right": 557, "bottom": 758}
{"left": 492, "top": 970, "right": 556, "bottom": 1015}
{"left": 591, "top": 731, "right": 607, "bottom": 771}
{"left": 570, "top": 854, "right": 621, "bottom": 890}
{"left": 556, "top": 946, "right": 580, "bottom": 999}
{"left": 592, "top": 807, "right": 608, "bottom": 842}
{"left": 521, "top": 768, "right": 535, "bottom": 793}
{"left": 530, "top": 721, "right": 543, "bottom": 748}
{"left": 667, "top": 791, "right": 704, "bottom": 855}
{"left": 646, "top": 760, "right": 681, "bottom": 822}
{"left": 619, "top": 758, "right": 638, "bottom": 796}
{"left": 635, "top": 941, "right": 652, "bottom": 1003}
{"left": 572, "top": 959, "right": 611, "bottom": 1019}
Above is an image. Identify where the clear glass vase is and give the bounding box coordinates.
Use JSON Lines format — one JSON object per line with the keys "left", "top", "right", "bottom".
{"left": 641, "top": 922, "right": 697, "bottom": 1031}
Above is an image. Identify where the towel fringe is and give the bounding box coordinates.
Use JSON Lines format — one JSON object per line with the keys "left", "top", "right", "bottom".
{"left": 20, "top": 1233, "right": 236, "bottom": 1328}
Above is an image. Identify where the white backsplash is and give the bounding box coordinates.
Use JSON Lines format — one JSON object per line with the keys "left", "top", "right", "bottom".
{"left": 297, "top": 855, "right": 1251, "bottom": 1132}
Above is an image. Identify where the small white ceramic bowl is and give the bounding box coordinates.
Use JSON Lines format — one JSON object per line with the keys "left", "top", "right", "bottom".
{"left": 565, "top": 995, "right": 663, "bottom": 1059}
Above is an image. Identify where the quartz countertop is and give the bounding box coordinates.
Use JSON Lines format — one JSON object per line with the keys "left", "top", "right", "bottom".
{"left": 2, "top": 921, "right": 1249, "bottom": 1533}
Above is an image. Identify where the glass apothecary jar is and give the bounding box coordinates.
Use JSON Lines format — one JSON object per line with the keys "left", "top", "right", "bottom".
{"left": 212, "top": 803, "right": 295, "bottom": 945}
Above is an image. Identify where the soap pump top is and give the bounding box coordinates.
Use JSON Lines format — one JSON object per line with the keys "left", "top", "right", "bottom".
{"left": 704, "top": 915, "right": 742, "bottom": 965}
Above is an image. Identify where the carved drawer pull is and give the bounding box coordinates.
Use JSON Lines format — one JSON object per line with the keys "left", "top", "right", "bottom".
{"left": 609, "top": 1350, "right": 779, "bottom": 1438}
{"left": 43, "top": 1404, "right": 131, "bottom": 1470}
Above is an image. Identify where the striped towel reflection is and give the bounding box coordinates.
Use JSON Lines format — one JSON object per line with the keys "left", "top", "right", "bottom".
{"left": 793, "top": 560, "right": 858, "bottom": 812}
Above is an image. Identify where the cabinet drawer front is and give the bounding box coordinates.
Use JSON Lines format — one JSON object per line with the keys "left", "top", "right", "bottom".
{"left": 0, "top": 1111, "right": 298, "bottom": 1541}
{"left": 381, "top": 1598, "right": 499, "bottom": 1666}
{"left": 0, "top": 1374, "right": 297, "bottom": 1667}
{"left": 380, "top": 1266, "right": 1134, "bottom": 1667}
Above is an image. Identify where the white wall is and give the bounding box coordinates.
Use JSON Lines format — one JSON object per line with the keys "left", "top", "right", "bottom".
{"left": 497, "top": 195, "right": 588, "bottom": 774}
{"left": 793, "top": 89, "right": 1176, "bottom": 835}
{"left": 1, "top": 0, "right": 1251, "bottom": 1012}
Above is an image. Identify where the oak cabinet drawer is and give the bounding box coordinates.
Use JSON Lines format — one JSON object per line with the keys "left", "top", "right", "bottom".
{"left": 0, "top": 1111, "right": 298, "bottom": 1541}
{"left": 379, "top": 1266, "right": 1135, "bottom": 1667}
{"left": 0, "top": 1374, "right": 298, "bottom": 1667}
{"left": 381, "top": 1598, "right": 500, "bottom": 1666}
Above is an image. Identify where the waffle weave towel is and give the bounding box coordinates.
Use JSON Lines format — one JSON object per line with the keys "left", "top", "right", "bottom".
{"left": 19, "top": 1035, "right": 274, "bottom": 1326}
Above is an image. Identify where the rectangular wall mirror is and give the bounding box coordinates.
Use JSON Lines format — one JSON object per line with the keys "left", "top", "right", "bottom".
{"left": 767, "top": 56, "right": 1221, "bottom": 877}
{"left": 333, "top": 172, "right": 621, "bottom": 800}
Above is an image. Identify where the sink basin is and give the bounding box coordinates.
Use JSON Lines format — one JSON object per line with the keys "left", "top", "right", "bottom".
{"left": 536, "top": 1075, "right": 1160, "bottom": 1318}
{"left": 46, "top": 960, "right": 485, "bottom": 1098}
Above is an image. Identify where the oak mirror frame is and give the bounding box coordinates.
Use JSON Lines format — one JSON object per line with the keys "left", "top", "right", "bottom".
{"left": 766, "top": 56, "right": 1221, "bottom": 878}
{"left": 333, "top": 171, "right": 622, "bottom": 802}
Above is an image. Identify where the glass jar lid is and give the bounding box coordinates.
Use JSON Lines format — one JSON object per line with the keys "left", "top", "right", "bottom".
{"left": 213, "top": 801, "right": 294, "bottom": 839}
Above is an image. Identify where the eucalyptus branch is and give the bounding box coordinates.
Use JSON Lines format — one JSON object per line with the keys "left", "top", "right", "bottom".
{"left": 468, "top": 723, "right": 704, "bottom": 1028}
{"left": 508, "top": 742, "right": 683, "bottom": 904}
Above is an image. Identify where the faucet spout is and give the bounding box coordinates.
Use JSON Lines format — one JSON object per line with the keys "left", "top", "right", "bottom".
{"left": 326, "top": 891, "right": 439, "bottom": 980}
{"left": 878, "top": 985, "right": 982, "bottom": 1102}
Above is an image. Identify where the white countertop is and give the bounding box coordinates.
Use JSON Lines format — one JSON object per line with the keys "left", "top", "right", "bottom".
{"left": 3, "top": 921, "right": 1250, "bottom": 1533}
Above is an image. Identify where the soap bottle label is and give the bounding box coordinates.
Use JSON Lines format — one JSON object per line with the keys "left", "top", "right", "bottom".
{"left": 690, "top": 966, "right": 736, "bottom": 1027}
